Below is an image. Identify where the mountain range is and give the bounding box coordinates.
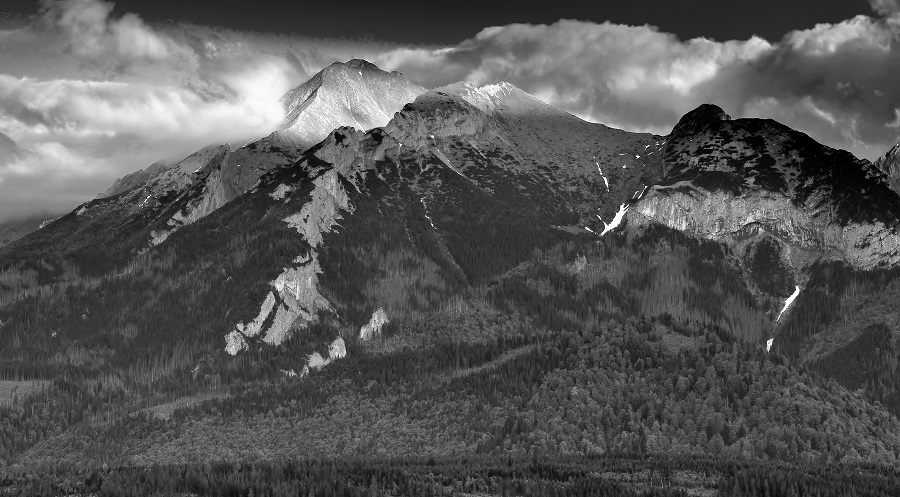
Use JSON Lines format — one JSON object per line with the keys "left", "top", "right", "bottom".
{"left": 2, "top": 59, "right": 900, "bottom": 494}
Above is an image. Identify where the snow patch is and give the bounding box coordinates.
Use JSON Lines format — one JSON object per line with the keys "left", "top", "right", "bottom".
{"left": 632, "top": 186, "right": 648, "bottom": 200}
{"left": 595, "top": 161, "right": 609, "bottom": 191}
{"left": 776, "top": 285, "right": 801, "bottom": 322}
{"left": 598, "top": 204, "right": 629, "bottom": 236}
{"left": 766, "top": 338, "right": 774, "bottom": 352}
{"left": 76, "top": 205, "right": 88, "bottom": 216}
{"left": 421, "top": 198, "right": 436, "bottom": 229}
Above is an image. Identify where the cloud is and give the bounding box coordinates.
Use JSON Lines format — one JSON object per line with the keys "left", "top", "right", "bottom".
{"left": 41, "top": 0, "right": 191, "bottom": 62}
{"left": 0, "top": 0, "right": 391, "bottom": 222}
{"left": 3, "top": 0, "right": 900, "bottom": 221}
{"left": 378, "top": 9, "right": 900, "bottom": 162}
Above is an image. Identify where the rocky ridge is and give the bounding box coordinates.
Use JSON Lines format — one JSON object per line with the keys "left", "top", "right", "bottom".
{"left": 627, "top": 104, "right": 900, "bottom": 270}
{"left": 874, "top": 142, "right": 900, "bottom": 195}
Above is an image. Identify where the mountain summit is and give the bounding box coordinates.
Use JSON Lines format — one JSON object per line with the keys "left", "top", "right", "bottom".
{"left": 628, "top": 103, "right": 900, "bottom": 270}
{"left": 102, "top": 60, "right": 426, "bottom": 200}
{"left": 277, "top": 59, "right": 426, "bottom": 148}
{"left": 9, "top": 60, "right": 426, "bottom": 272}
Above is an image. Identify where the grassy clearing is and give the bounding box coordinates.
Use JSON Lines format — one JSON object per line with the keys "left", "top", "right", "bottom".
{"left": 141, "top": 391, "right": 229, "bottom": 420}
{"left": 0, "top": 380, "right": 51, "bottom": 404}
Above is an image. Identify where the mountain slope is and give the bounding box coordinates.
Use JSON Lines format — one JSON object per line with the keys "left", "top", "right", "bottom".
{"left": 628, "top": 104, "right": 900, "bottom": 270}
{"left": 3, "top": 73, "right": 900, "bottom": 482}
{"left": 221, "top": 82, "right": 668, "bottom": 353}
{"left": 624, "top": 104, "right": 900, "bottom": 414}
{"left": 0, "top": 61, "right": 426, "bottom": 283}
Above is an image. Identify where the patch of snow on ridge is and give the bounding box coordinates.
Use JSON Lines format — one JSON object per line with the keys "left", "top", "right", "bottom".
{"left": 598, "top": 204, "right": 629, "bottom": 236}
{"left": 76, "top": 205, "right": 88, "bottom": 216}
{"left": 766, "top": 338, "right": 774, "bottom": 353}
{"left": 594, "top": 157, "right": 610, "bottom": 192}
{"left": 776, "top": 285, "right": 801, "bottom": 322}
{"left": 421, "top": 198, "right": 436, "bottom": 229}
{"left": 632, "top": 186, "right": 648, "bottom": 200}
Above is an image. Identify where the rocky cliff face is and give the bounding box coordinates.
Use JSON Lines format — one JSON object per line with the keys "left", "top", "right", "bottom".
{"left": 223, "top": 126, "right": 397, "bottom": 355}
{"left": 627, "top": 104, "right": 900, "bottom": 270}
{"left": 874, "top": 142, "right": 900, "bottom": 195}
{"left": 279, "top": 59, "right": 426, "bottom": 148}
{"left": 56, "top": 60, "right": 429, "bottom": 256}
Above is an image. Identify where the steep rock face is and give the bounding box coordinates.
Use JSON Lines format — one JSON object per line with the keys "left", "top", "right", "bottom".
{"left": 131, "top": 61, "right": 423, "bottom": 249}
{"left": 359, "top": 308, "right": 389, "bottom": 340}
{"left": 630, "top": 190, "right": 900, "bottom": 268}
{"left": 627, "top": 104, "right": 900, "bottom": 269}
{"left": 223, "top": 127, "right": 393, "bottom": 355}
{"left": 874, "top": 142, "right": 900, "bottom": 195}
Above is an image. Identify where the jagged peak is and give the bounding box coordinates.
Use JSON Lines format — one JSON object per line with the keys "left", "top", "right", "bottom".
{"left": 276, "top": 59, "right": 426, "bottom": 148}
{"left": 279, "top": 60, "right": 399, "bottom": 115}
{"left": 670, "top": 104, "right": 731, "bottom": 139}
{"left": 875, "top": 140, "right": 900, "bottom": 194}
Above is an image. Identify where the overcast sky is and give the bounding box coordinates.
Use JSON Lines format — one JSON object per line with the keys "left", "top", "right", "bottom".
{"left": 0, "top": 0, "right": 899, "bottom": 221}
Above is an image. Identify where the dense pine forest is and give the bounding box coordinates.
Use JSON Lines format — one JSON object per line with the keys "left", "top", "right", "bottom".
{"left": 3, "top": 299, "right": 900, "bottom": 493}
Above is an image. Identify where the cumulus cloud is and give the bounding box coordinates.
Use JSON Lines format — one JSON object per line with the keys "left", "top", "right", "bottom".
{"left": 42, "top": 0, "right": 190, "bottom": 61}
{"left": 376, "top": 2, "right": 900, "bottom": 161}
{"left": 0, "top": 0, "right": 390, "bottom": 222}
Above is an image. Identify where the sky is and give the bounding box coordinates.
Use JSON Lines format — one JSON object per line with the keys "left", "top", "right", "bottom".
{"left": 0, "top": 0, "right": 899, "bottom": 221}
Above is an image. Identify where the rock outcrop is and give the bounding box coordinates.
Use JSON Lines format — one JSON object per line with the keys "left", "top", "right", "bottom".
{"left": 627, "top": 104, "right": 900, "bottom": 269}
{"left": 874, "top": 142, "right": 900, "bottom": 195}
{"left": 359, "top": 308, "right": 389, "bottom": 341}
